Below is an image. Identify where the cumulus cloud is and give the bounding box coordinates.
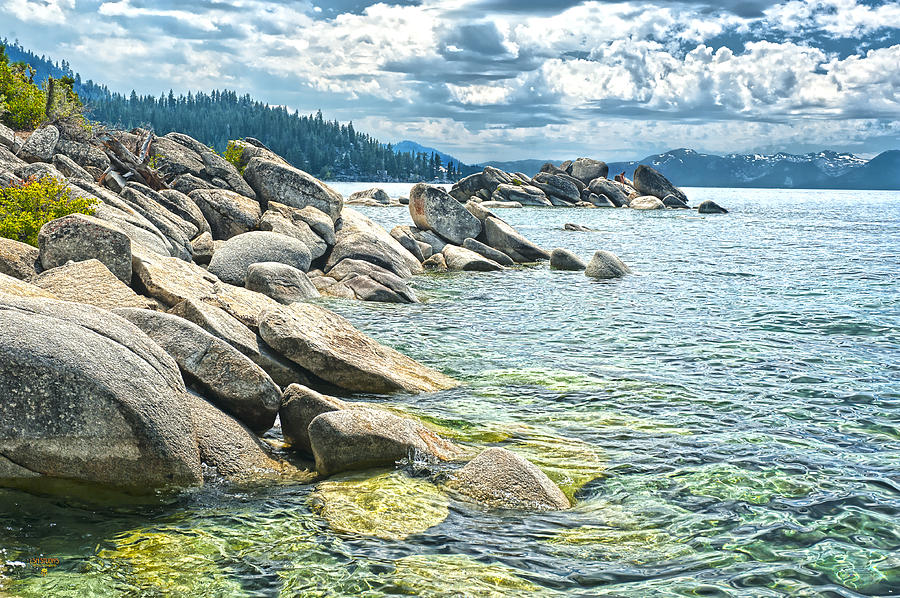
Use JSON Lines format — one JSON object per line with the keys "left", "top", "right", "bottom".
{"left": 0, "top": 0, "right": 898, "bottom": 160}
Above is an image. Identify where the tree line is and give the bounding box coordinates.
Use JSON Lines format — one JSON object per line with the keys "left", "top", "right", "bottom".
{"left": 1, "top": 39, "right": 476, "bottom": 181}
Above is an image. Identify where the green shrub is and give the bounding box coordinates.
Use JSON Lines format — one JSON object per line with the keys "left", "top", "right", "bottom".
{"left": 0, "top": 46, "right": 46, "bottom": 130}
{"left": 0, "top": 176, "right": 97, "bottom": 247}
{"left": 221, "top": 141, "right": 245, "bottom": 173}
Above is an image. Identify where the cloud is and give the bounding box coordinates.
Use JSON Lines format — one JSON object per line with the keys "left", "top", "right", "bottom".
{"left": 0, "top": 0, "right": 897, "bottom": 161}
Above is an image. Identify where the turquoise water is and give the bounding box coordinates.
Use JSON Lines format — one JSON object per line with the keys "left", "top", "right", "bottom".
{"left": 2, "top": 188, "right": 899, "bottom": 596}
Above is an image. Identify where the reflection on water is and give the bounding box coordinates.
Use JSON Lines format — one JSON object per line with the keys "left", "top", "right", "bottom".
{"left": 2, "top": 189, "right": 899, "bottom": 596}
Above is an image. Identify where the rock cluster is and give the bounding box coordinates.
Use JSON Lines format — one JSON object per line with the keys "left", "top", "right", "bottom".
{"left": 444, "top": 159, "right": 726, "bottom": 213}
{"left": 0, "top": 125, "right": 570, "bottom": 514}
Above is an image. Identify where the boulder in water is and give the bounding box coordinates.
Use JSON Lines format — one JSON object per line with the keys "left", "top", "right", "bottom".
{"left": 0, "top": 297, "right": 202, "bottom": 491}
{"left": 550, "top": 248, "right": 586, "bottom": 271}
{"left": 259, "top": 303, "right": 458, "bottom": 393}
{"left": 698, "top": 200, "right": 728, "bottom": 214}
{"left": 481, "top": 216, "right": 549, "bottom": 263}
{"left": 629, "top": 195, "right": 665, "bottom": 210}
{"left": 409, "top": 183, "right": 482, "bottom": 245}
{"left": 633, "top": 164, "right": 688, "bottom": 204}
{"left": 446, "top": 447, "right": 570, "bottom": 511}
{"left": 584, "top": 250, "right": 631, "bottom": 279}
{"left": 442, "top": 244, "right": 504, "bottom": 272}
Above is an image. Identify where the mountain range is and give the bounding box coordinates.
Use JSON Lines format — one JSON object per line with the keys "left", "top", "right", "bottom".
{"left": 480, "top": 148, "right": 900, "bottom": 190}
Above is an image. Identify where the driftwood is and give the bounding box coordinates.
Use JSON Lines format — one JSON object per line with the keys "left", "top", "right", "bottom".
{"left": 98, "top": 130, "right": 168, "bottom": 191}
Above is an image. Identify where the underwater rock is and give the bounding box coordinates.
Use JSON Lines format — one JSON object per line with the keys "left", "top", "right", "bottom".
{"left": 447, "top": 447, "right": 570, "bottom": 511}
{"left": 549, "top": 248, "right": 586, "bottom": 271}
{"left": 584, "top": 250, "right": 631, "bottom": 279}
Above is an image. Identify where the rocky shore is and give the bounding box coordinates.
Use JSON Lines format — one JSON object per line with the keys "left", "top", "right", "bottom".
{"left": 0, "top": 123, "right": 629, "bottom": 514}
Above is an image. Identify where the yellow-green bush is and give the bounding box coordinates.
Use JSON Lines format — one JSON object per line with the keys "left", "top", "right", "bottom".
{"left": 0, "top": 176, "right": 97, "bottom": 246}
{"left": 0, "top": 46, "right": 46, "bottom": 130}
{"left": 221, "top": 141, "right": 245, "bottom": 173}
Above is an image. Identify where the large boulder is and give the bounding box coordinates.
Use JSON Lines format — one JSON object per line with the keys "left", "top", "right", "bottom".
{"left": 569, "top": 158, "right": 608, "bottom": 184}
{"left": 151, "top": 135, "right": 206, "bottom": 181}
{"left": 462, "top": 237, "right": 515, "bottom": 266}
{"left": 0, "top": 272, "right": 59, "bottom": 299}
{"left": 698, "top": 200, "right": 728, "bottom": 214}
{"left": 38, "top": 214, "right": 132, "bottom": 283}
{"left": 0, "top": 122, "right": 15, "bottom": 150}
{"left": 587, "top": 178, "right": 631, "bottom": 207}
{"left": 441, "top": 244, "right": 504, "bottom": 272}
{"left": 245, "top": 262, "right": 320, "bottom": 304}
{"left": 119, "top": 185, "right": 195, "bottom": 260}
{"left": 481, "top": 216, "right": 550, "bottom": 263}
{"left": 633, "top": 165, "right": 688, "bottom": 204}
{"left": 52, "top": 153, "right": 92, "bottom": 181}
{"left": 409, "top": 183, "right": 482, "bottom": 245}
{"left": 0, "top": 297, "right": 202, "bottom": 491}
{"left": 584, "top": 250, "right": 631, "bottom": 279}
{"left": 114, "top": 308, "right": 281, "bottom": 433}
{"left": 55, "top": 139, "right": 110, "bottom": 175}
{"left": 18, "top": 126, "right": 59, "bottom": 163}
{"left": 530, "top": 172, "right": 581, "bottom": 204}
{"left": 157, "top": 189, "right": 211, "bottom": 235}
{"left": 189, "top": 188, "right": 262, "bottom": 240}
{"left": 389, "top": 226, "right": 426, "bottom": 262}
{"left": 279, "top": 384, "right": 346, "bottom": 454}
{"left": 259, "top": 303, "right": 459, "bottom": 393}
{"left": 326, "top": 208, "right": 422, "bottom": 279}
{"left": 169, "top": 298, "right": 310, "bottom": 389}
{"left": 307, "top": 407, "right": 462, "bottom": 476}
{"left": 187, "top": 393, "right": 308, "bottom": 483}
{"left": 348, "top": 187, "right": 390, "bottom": 205}
{"left": 131, "top": 251, "right": 283, "bottom": 328}
{"left": 0, "top": 238, "right": 39, "bottom": 281}
{"left": 480, "top": 166, "right": 513, "bottom": 193}
{"left": 549, "top": 248, "right": 586, "bottom": 271}
{"left": 449, "top": 171, "right": 486, "bottom": 202}
{"left": 33, "top": 259, "right": 155, "bottom": 310}
{"left": 258, "top": 205, "right": 328, "bottom": 260}
{"left": 491, "top": 184, "right": 551, "bottom": 207}
{"left": 446, "top": 447, "right": 570, "bottom": 511}
{"left": 226, "top": 139, "right": 290, "bottom": 171}
{"left": 663, "top": 194, "right": 690, "bottom": 208}
{"left": 629, "top": 195, "right": 665, "bottom": 210}
{"left": 199, "top": 149, "right": 257, "bottom": 199}
{"left": 326, "top": 258, "right": 417, "bottom": 303}
{"left": 208, "top": 231, "right": 312, "bottom": 286}
{"left": 242, "top": 158, "right": 343, "bottom": 220}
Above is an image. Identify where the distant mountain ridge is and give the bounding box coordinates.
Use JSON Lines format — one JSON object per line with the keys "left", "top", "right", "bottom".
{"left": 482, "top": 148, "right": 899, "bottom": 190}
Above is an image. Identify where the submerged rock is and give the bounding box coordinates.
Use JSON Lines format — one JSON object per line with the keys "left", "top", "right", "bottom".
{"left": 409, "top": 183, "right": 482, "bottom": 245}
{"left": 0, "top": 297, "right": 202, "bottom": 491}
{"left": 633, "top": 164, "right": 689, "bottom": 204}
{"left": 259, "top": 303, "right": 459, "bottom": 393}
{"left": 663, "top": 194, "right": 690, "bottom": 208}
{"left": 208, "top": 231, "right": 312, "bottom": 285}
{"left": 307, "top": 407, "right": 462, "bottom": 476}
{"left": 447, "top": 447, "right": 570, "bottom": 511}
{"left": 312, "top": 470, "right": 448, "bottom": 541}
{"left": 563, "top": 223, "right": 592, "bottom": 232}
{"left": 549, "top": 248, "right": 586, "bottom": 271}
{"left": 698, "top": 200, "right": 728, "bottom": 214}
{"left": 115, "top": 308, "right": 281, "bottom": 433}
{"left": 584, "top": 250, "right": 631, "bottom": 279}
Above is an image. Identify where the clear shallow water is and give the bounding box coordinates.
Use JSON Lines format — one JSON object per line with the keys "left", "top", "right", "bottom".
{"left": 3, "top": 188, "right": 900, "bottom": 597}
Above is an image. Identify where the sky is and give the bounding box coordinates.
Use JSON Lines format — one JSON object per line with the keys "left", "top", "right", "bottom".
{"left": 2, "top": 0, "right": 899, "bottom": 162}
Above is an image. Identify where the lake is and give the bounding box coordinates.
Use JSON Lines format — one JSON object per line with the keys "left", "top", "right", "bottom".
{"left": 2, "top": 187, "right": 899, "bottom": 596}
